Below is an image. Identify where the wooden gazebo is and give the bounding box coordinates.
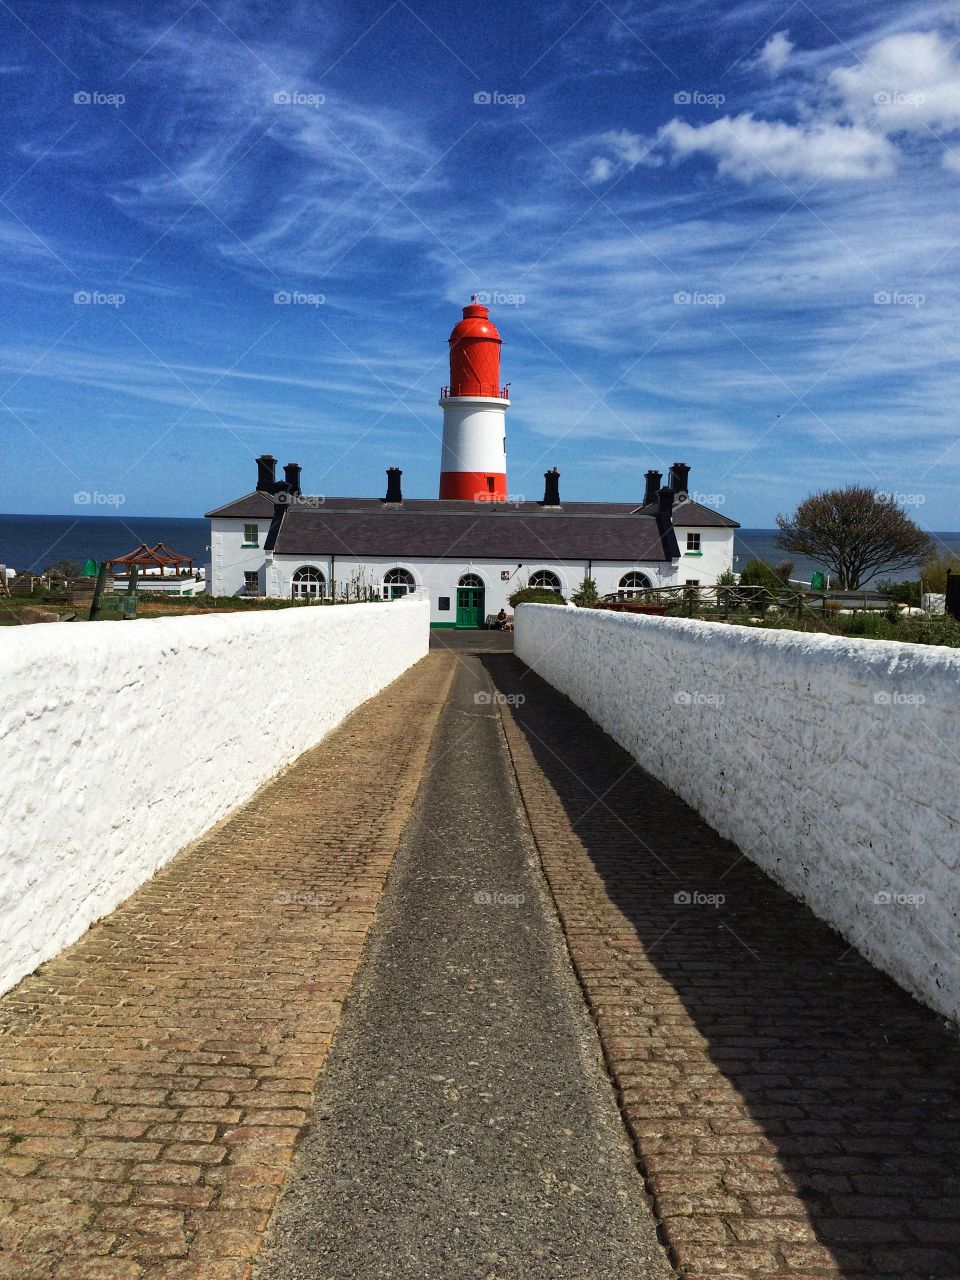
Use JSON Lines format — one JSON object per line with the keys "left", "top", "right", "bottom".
{"left": 108, "top": 543, "right": 195, "bottom": 578}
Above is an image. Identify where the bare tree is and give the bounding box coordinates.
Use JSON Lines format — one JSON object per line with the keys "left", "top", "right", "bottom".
{"left": 776, "top": 487, "right": 933, "bottom": 589}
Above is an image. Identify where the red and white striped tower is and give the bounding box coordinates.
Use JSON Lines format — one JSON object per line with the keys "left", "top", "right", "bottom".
{"left": 439, "top": 297, "right": 509, "bottom": 501}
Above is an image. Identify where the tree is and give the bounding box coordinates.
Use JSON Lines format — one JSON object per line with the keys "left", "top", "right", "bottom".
{"left": 45, "top": 558, "right": 82, "bottom": 581}
{"left": 571, "top": 576, "right": 599, "bottom": 607}
{"left": 776, "top": 487, "right": 933, "bottom": 589}
{"left": 918, "top": 551, "right": 960, "bottom": 594}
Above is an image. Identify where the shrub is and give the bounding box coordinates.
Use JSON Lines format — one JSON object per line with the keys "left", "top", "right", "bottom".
{"left": 738, "top": 557, "right": 784, "bottom": 591}
{"left": 775, "top": 560, "right": 794, "bottom": 583}
{"left": 508, "top": 585, "right": 567, "bottom": 608}
{"left": 743, "top": 612, "right": 960, "bottom": 648}
{"left": 45, "top": 558, "right": 82, "bottom": 582}
{"left": 876, "top": 578, "right": 921, "bottom": 608}
{"left": 571, "top": 576, "right": 599, "bottom": 607}
{"left": 894, "top": 615, "right": 960, "bottom": 647}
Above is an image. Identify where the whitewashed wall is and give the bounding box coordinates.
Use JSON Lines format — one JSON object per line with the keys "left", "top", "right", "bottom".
{"left": 0, "top": 600, "right": 429, "bottom": 994}
{"left": 515, "top": 605, "right": 960, "bottom": 1023}
{"left": 672, "top": 522, "right": 734, "bottom": 585}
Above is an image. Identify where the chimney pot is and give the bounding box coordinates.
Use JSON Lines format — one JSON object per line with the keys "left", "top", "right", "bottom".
{"left": 542, "top": 467, "right": 560, "bottom": 506}
{"left": 256, "top": 454, "right": 277, "bottom": 492}
{"left": 668, "top": 461, "right": 691, "bottom": 498}
{"left": 283, "top": 462, "right": 302, "bottom": 496}
{"left": 643, "top": 469, "right": 662, "bottom": 506}
{"left": 384, "top": 467, "right": 403, "bottom": 503}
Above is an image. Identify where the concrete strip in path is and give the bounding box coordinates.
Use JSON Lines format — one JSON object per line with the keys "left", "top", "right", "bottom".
{"left": 254, "top": 642, "right": 674, "bottom": 1279}
{"left": 0, "top": 652, "right": 454, "bottom": 1280}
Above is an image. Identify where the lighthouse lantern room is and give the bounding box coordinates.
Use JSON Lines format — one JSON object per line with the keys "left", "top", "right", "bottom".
{"left": 438, "top": 296, "right": 509, "bottom": 501}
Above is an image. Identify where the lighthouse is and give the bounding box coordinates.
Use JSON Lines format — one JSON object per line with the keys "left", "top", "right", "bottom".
{"left": 439, "top": 297, "right": 509, "bottom": 501}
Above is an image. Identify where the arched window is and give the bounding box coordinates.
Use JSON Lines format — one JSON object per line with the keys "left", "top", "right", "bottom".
{"left": 619, "top": 571, "right": 652, "bottom": 597}
{"left": 458, "top": 572, "right": 484, "bottom": 587}
{"left": 384, "top": 567, "right": 416, "bottom": 599}
{"left": 529, "top": 569, "right": 562, "bottom": 592}
{"left": 291, "top": 565, "right": 326, "bottom": 599}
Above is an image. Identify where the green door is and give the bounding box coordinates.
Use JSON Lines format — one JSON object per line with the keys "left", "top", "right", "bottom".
{"left": 456, "top": 585, "right": 484, "bottom": 628}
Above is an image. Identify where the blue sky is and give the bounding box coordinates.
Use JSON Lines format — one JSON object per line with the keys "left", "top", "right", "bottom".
{"left": 2, "top": 0, "right": 959, "bottom": 526}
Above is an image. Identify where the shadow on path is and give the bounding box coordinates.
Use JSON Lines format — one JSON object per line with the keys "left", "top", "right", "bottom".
{"left": 482, "top": 651, "right": 960, "bottom": 1280}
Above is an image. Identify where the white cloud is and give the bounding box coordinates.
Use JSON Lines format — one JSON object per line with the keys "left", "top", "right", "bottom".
{"left": 943, "top": 147, "right": 960, "bottom": 171}
{"left": 829, "top": 30, "right": 960, "bottom": 134}
{"left": 757, "top": 31, "right": 793, "bottom": 76}
{"left": 584, "top": 129, "right": 658, "bottom": 184}
{"left": 657, "top": 114, "right": 898, "bottom": 183}
{"left": 587, "top": 156, "right": 615, "bottom": 183}
{"left": 97, "top": 15, "right": 441, "bottom": 280}
{"left": 615, "top": 27, "right": 960, "bottom": 187}
{"left": 584, "top": 128, "right": 656, "bottom": 183}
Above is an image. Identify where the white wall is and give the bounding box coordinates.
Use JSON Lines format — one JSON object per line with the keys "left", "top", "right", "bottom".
{"left": 0, "top": 599, "right": 429, "bottom": 995}
{"left": 209, "top": 518, "right": 735, "bottom": 617}
{"left": 672, "top": 523, "right": 734, "bottom": 584}
{"left": 209, "top": 518, "right": 267, "bottom": 596}
{"left": 515, "top": 605, "right": 960, "bottom": 1023}
{"left": 269, "top": 553, "right": 736, "bottom": 624}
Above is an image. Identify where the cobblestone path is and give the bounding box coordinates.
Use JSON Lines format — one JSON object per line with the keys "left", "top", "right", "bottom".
{"left": 486, "top": 650, "right": 960, "bottom": 1280}
{"left": 0, "top": 653, "right": 455, "bottom": 1280}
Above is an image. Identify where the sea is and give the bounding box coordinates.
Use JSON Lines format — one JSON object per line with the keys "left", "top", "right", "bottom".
{"left": 0, "top": 514, "right": 209, "bottom": 575}
{"left": 1, "top": 514, "right": 958, "bottom": 584}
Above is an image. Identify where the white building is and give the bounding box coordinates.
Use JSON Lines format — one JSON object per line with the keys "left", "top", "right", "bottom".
{"left": 206, "top": 300, "right": 738, "bottom": 627}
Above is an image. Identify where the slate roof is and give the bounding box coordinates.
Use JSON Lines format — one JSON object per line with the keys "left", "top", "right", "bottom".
{"left": 205, "top": 491, "right": 277, "bottom": 519}
{"left": 207, "top": 493, "right": 737, "bottom": 552}
{"left": 269, "top": 508, "right": 679, "bottom": 561}
{"left": 632, "top": 499, "right": 739, "bottom": 528}
{"left": 209, "top": 488, "right": 737, "bottom": 535}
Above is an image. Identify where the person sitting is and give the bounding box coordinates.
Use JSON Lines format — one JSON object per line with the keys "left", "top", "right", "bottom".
{"left": 493, "top": 608, "right": 508, "bottom": 630}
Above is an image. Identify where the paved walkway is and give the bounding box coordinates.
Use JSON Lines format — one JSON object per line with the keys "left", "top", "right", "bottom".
{"left": 1, "top": 632, "right": 958, "bottom": 1280}
{"left": 254, "top": 637, "right": 670, "bottom": 1280}
{"left": 0, "top": 654, "right": 455, "bottom": 1279}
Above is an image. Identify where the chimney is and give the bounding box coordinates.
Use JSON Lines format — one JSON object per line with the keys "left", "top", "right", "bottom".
{"left": 669, "top": 461, "right": 690, "bottom": 498}
{"left": 283, "top": 462, "right": 302, "bottom": 495}
{"left": 643, "top": 469, "right": 662, "bottom": 506}
{"left": 256, "top": 454, "right": 277, "bottom": 492}
{"left": 656, "top": 486, "right": 681, "bottom": 560}
{"left": 542, "top": 467, "right": 560, "bottom": 506}
{"left": 384, "top": 467, "right": 403, "bottom": 503}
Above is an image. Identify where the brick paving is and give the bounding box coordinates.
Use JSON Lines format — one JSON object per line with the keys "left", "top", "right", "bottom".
{"left": 0, "top": 651, "right": 454, "bottom": 1280}
{"left": 486, "top": 652, "right": 960, "bottom": 1280}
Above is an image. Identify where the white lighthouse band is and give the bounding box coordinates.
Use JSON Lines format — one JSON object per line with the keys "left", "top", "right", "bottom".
{"left": 439, "top": 394, "right": 510, "bottom": 501}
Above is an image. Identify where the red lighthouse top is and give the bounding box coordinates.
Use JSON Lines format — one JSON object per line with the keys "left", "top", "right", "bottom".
{"left": 444, "top": 297, "right": 508, "bottom": 399}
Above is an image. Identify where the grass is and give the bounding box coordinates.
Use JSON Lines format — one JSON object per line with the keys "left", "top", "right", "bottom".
{"left": 1, "top": 590, "right": 381, "bottom": 624}
{"left": 705, "top": 609, "right": 960, "bottom": 648}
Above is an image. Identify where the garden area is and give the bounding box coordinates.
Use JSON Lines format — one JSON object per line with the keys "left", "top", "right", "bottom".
{"left": 1, "top": 558, "right": 386, "bottom": 625}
